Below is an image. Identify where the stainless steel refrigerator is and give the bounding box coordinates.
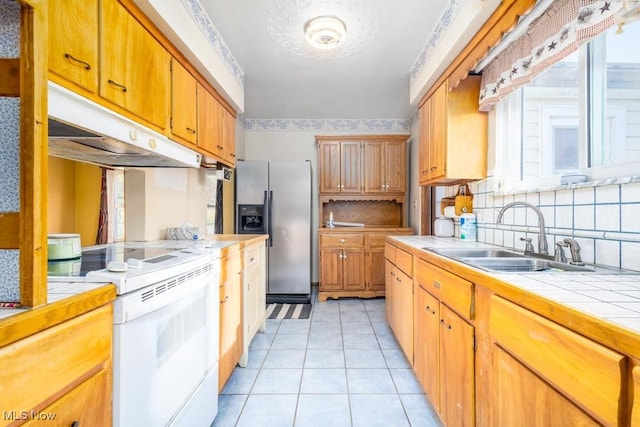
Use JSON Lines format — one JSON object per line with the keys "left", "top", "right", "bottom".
{"left": 235, "top": 160, "right": 311, "bottom": 303}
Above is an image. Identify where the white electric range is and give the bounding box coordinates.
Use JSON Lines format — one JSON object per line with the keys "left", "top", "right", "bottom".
{"left": 48, "top": 240, "right": 227, "bottom": 427}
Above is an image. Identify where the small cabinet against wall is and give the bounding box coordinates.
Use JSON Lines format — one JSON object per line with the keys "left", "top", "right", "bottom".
{"left": 363, "top": 139, "right": 407, "bottom": 194}
{"left": 418, "top": 76, "right": 487, "bottom": 185}
{"left": 318, "top": 139, "right": 362, "bottom": 194}
{"left": 100, "top": 0, "right": 170, "bottom": 131}
{"left": 48, "top": 0, "right": 99, "bottom": 94}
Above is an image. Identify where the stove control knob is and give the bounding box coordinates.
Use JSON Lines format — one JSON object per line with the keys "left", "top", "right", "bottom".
{"left": 107, "top": 261, "right": 128, "bottom": 272}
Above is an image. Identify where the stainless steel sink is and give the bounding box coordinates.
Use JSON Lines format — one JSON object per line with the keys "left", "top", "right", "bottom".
{"left": 460, "top": 257, "right": 595, "bottom": 273}
{"left": 429, "top": 248, "right": 525, "bottom": 258}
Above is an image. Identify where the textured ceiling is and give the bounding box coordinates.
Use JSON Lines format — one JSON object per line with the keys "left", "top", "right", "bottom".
{"left": 199, "top": 0, "right": 448, "bottom": 120}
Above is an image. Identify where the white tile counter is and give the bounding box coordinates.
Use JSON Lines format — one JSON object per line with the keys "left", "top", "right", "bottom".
{"left": 390, "top": 235, "right": 640, "bottom": 335}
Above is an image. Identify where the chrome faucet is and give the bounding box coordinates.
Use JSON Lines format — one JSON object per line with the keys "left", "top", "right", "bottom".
{"left": 496, "top": 202, "right": 549, "bottom": 255}
{"left": 563, "top": 238, "right": 584, "bottom": 265}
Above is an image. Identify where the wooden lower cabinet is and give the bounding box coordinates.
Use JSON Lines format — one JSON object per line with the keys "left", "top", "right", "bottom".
{"left": 318, "top": 230, "right": 411, "bottom": 301}
{"left": 385, "top": 242, "right": 414, "bottom": 363}
{"left": 218, "top": 247, "right": 243, "bottom": 391}
{"left": 240, "top": 240, "right": 267, "bottom": 367}
{"left": 0, "top": 304, "right": 113, "bottom": 427}
{"left": 414, "top": 284, "right": 440, "bottom": 412}
{"left": 489, "top": 295, "right": 625, "bottom": 426}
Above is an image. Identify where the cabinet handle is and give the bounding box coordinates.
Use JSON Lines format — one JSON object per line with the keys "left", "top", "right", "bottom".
{"left": 433, "top": 280, "right": 441, "bottom": 289}
{"left": 230, "top": 153, "right": 236, "bottom": 158}
{"left": 430, "top": 166, "right": 437, "bottom": 171}
{"left": 186, "top": 127, "right": 196, "bottom": 134}
{"left": 440, "top": 319, "right": 452, "bottom": 330}
{"left": 390, "top": 271, "right": 395, "bottom": 276}
{"left": 249, "top": 257, "right": 255, "bottom": 262}
{"left": 396, "top": 277, "right": 401, "bottom": 282}
{"left": 339, "top": 238, "right": 346, "bottom": 243}
{"left": 64, "top": 53, "right": 91, "bottom": 70}
{"left": 217, "top": 145, "right": 224, "bottom": 150}
{"left": 71, "top": 422, "right": 80, "bottom": 427}
{"left": 221, "top": 296, "right": 229, "bottom": 303}
{"left": 425, "top": 305, "right": 435, "bottom": 315}
{"left": 108, "top": 79, "right": 127, "bottom": 92}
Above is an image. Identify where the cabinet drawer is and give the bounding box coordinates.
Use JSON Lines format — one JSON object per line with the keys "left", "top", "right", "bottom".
{"left": 367, "top": 233, "right": 388, "bottom": 248}
{"left": 415, "top": 258, "right": 473, "bottom": 320}
{"left": 320, "top": 233, "right": 364, "bottom": 248}
{"left": 490, "top": 295, "right": 625, "bottom": 425}
{"left": 395, "top": 248, "right": 413, "bottom": 277}
{"left": 384, "top": 243, "right": 396, "bottom": 263}
{"left": 0, "top": 305, "right": 112, "bottom": 422}
{"left": 245, "top": 243, "right": 262, "bottom": 269}
{"left": 23, "top": 368, "right": 111, "bottom": 427}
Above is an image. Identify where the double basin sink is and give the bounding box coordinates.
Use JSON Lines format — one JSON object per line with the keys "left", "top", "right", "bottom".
{"left": 427, "top": 247, "right": 598, "bottom": 273}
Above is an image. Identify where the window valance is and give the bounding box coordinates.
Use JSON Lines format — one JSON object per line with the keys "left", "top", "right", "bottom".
{"left": 478, "top": 0, "right": 640, "bottom": 111}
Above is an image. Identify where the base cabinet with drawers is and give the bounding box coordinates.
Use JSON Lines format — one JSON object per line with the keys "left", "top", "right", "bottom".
{"left": 218, "top": 245, "right": 243, "bottom": 391}
{"left": 318, "top": 229, "right": 413, "bottom": 302}
{"left": 386, "top": 237, "right": 640, "bottom": 426}
{"left": 0, "top": 303, "right": 114, "bottom": 427}
{"left": 413, "top": 255, "right": 475, "bottom": 427}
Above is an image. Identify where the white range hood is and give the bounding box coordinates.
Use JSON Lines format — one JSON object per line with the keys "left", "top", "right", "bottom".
{"left": 47, "top": 82, "right": 201, "bottom": 168}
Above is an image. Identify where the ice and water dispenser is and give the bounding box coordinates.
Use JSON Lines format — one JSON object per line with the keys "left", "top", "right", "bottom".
{"left": 237, "top": 205, "right": 266, "bottom": 234}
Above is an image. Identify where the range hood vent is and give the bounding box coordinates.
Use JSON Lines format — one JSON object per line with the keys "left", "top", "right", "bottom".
{"left": 48, "top": 82, "right": 202, "bottom": 168}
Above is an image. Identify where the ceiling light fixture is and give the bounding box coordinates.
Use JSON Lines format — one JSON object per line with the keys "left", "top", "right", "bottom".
{"left": 304, "top": 15, "right": 347, "bottom": 50}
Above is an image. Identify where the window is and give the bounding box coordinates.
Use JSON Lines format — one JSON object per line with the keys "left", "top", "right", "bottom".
{"left": 495, "top": 22, "right": 640, "bottom": 188}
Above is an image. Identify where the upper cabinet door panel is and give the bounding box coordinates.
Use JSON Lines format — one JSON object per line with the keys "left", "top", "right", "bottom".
{"left": 363, "top": 141, "right": 384, "bottom": 193}
{"left": 340, "top": 141, "right": 362, "bottom": 193}
{"left": 171, "top": 59, "right": 197, "bottom": 145}
{"left": 318, "top": 141, "right": 342, "bottom": 193}
{"left": 222, "top": 108, "right": 236, "bottom": 166}
{"left": 197, "top": 84, "right": 224, "bottom": 158}
{"left": 100, "top": 0, "right": 170, "bottom": 130}
{"left": 385, "top": 140, "right": 406, "bottom": 193}
{"left": 49, "top": 0, "right": 99, "bottom": 94}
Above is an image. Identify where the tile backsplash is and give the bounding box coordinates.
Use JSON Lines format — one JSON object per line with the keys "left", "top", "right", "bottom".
{"left": 445, "top": 177, "right": 640, "bottom": 272}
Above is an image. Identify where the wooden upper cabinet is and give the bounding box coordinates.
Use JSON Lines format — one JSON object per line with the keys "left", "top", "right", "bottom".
{"left": 170, "top": 58, "right": 197, "bottom": 145}
{"left": 318, "top": 136, "right": 407, "bottom": 195}
{"left": 222, "top": 107, "right": 236, "bottom": 167}
{"left": 48, "top": 0, "right": 99, "bottom": 94}
{"left": 100, "top": 0, "right": 170, "bottom": 131}
{"left": 197, "top": 83, "right": 224, "bottom": 159}
{"left": 363, "top": 139, "right": 406, "bottom": 193}
{"left": 318, "top": 139, "right": 361, "bottom": 193}
{"left": 419, "top": 75, "right": 487, "bottom": 185}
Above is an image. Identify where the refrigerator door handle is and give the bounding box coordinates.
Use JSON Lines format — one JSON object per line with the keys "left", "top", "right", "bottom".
{"left": 268, "top": 190, "right": 274, "bottom": 247}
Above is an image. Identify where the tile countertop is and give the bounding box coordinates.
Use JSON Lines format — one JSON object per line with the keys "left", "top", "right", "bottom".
{"left": 390, "top": 235, "right": 640, "bottom": 339}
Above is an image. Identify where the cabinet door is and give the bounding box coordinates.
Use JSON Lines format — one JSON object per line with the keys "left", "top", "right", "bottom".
{"left": 385, "top": 259, "right": 395, "bottom": 324}
{"left": 418, "top": 99, "right": 431, "bottom": 185}
{"left": 385, "top": 140, "right": 406, "bottom": 193}
{"left": 341, "top": 141, "right": 362, "bottom": 193}
{"left": 414, "top": 285, "right": 440, "bottom": 412}
{"left": 319, "top": 248, "right": 343, "bottom": 291}
{"left": 366, "top": 247, "right": 386, "bottom": 292}
{"left": 170, "top": 59, "right": 197, "bottom": 145}
{"left": 395, "top": 268, "right": 414, "bottom": 363}
{"left": 429, "top": 82, "right": 447, "bottom": 181}
{"left": 197, "top": 84, "right": 224, "bottom": 158}
{"left": 219, "top": 252, "right": 243, "bottom": 391}
{"left": 491, "top": 346, "right": 599, "bottom": 427}
{"left": 363, "top": 140, "right": 385, "bottom": 193}
{"left": 100, "top": 0, "right": 170, "bottom": 130}
{"left": 342, "top": 248, "right": 366, "bottom": 291}
{"left": 48, "top": 0, "right": 99, "bottom": 93}
{"left": 439, "top": 304, "right": 475, "bottom": 427}
{"left": 23, "top": 369, "right": 111, "bottom": 427}
{"left": 222, "top": 107, "right": 236, "bottom": 166}
{"left": 318, "top": 141, "right": 342, "bottom": 193}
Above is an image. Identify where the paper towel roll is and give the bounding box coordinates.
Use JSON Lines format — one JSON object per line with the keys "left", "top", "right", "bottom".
{"left": 443, "top": 206, "right": 458, "bottom": 218}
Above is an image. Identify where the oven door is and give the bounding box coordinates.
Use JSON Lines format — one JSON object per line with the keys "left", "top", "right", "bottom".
{"left": 113, "top": 268, "right": 218, "bottom": 427}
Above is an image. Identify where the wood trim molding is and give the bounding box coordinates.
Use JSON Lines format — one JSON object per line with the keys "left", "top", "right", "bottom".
{"left": 315, "top": 134, "right": 411, "bottom": 142}
{"left": 418, "top": 0, "right": 536, "bottom": 107}
{"left": 0, "top": 58, "right": 20, "bottom": 97}
{"left": 0, "top": 213, "right": 20, "bottom": 249}
{"left": 19, "top": 0, "right": 48, "bottom": 307}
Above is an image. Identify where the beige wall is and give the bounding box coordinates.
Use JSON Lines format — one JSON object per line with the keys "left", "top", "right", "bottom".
{"left": 48, "top": 157, "right": 102, "bottom": 246}
{"left": 124, "top": 168, "right": 208, "bottom": 241}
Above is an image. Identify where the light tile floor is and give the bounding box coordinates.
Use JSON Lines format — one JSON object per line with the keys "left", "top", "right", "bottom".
{"left": 212, "top": 296, "right": 442, "bottom": 427}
